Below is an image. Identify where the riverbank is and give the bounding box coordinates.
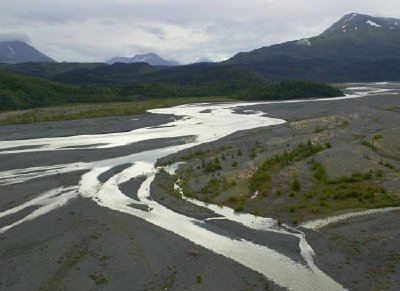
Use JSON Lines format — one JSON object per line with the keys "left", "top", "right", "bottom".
{"left": 161, "top": 84, "right": 400, "bottom": 225}
{"left": 0, "top": 96, "right": 231, "bottom": 125}
{"left": 0, "top": 82, "right": 399, "bottom": 290}
{"left": 305, "top": 209, "right": 400, "bottom": 290}
{"left": 0, "top": 107, "right": 285, "bottom": 290}
{"left": 155, "top": 83, "right": 400, "bottom": 289}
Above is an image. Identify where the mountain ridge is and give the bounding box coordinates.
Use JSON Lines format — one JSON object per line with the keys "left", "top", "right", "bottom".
{"left": 323, "top": 13, "right": 400, "bottom": 35}
{"left": 107, "top": 52, "right": 180, "bottom": 66}
{"left": 0, "top": 40, "right": 55, "bottom": 64}
{"left": 1, "top": 13, "right": 400, "bottom": 82}
{"left": 225, "top": 13, "right": 400, "bottom": 81}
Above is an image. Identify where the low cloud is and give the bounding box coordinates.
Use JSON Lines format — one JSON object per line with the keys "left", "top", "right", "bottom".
{"left": 0, "top": 33, "right": 31, "bottom": 43}
{"left": 0, "top": 0, "right": 399, "bottom": 63}
{"left": 136, "top": 25, "right": 167, "bottom": 40}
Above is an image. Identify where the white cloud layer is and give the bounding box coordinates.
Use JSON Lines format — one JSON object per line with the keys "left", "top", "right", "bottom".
{"left": 1, "top": 0, "right": 399, "bottom": 63}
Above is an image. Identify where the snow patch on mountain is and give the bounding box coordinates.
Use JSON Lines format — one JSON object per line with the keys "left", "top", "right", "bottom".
{"left": 0, "top": 40, "right": 54, "bottom": 63}
{"left": 366, "top": 20, "right": 382, "bottom": 27}
{"left": 107, "top": 52, "right": 179, "bottom": 66}
{"left": 7, "top": 44, "right": 15, "bottom": 54}
{"left": 296, "top": 38, "right": 311, "bottom": 46}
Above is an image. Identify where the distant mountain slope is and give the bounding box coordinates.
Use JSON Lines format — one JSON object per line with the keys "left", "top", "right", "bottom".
{"left": 47, "top": 62, "right": 259, "bottom": 86}
{"left": 138, "top": 63, "right": 258, "bottom": 84}
{"left": 45, "top": 62, "right": 266, "bottom": 87}
{"left": 226, "top": 13, "right": 400, "bottom": 82}
{"left": 107, "top": 53, "right": 179, "bottom": 66}
{"left": 0, "top": 62, "right": 106, "bottom": 79}
{"left": 0, "top": 71, "right": 118, "bottom": 110}
{"left": 52, "top": 62, "right": 159, "bottom": 85}
{"left": 0, "top": 40, "right": 55, "bottom": 64}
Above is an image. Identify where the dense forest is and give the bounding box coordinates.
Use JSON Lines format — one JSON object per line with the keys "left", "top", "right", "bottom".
{"left": 0, "top": 71, "right": 117, "bottom": 110}
{"left": 0, "top": 62, "right": 343, "bottom": 111}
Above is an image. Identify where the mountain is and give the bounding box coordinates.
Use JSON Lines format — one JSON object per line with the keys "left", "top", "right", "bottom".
{"left": 47, "top": 62, "right": 256, "bottom": 85}
{"left": 193, "top": 58, "right": 214, "bottom": 64}
{"left": 0, "top": 40, "right": 55, "bottom": 64}
{"left": 225, "top": 13, "right": 400, "bottom": 82}
{"left": 0, "top": 62, "right": 106, "bottom": 79}
{"left": 52, "top": 62, "right": 159, "bottom": 85}
{"left": 107, "top": 53, "right": 179, "bottom": 66}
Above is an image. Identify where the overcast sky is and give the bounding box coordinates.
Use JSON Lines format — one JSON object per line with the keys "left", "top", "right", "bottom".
{"left": 1, "top": 0, "right": 400, "bottom": 63}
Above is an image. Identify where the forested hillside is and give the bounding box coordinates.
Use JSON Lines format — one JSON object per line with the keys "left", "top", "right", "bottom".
{"left": 0, "top": 71, "right": 116, "bottom": 110}
{"left": 0, "top": 68, "right": 342, "bottom": 111}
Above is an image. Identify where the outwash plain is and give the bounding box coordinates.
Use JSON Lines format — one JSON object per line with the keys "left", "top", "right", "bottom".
{"left": 0, "top": 82, "right": 399, "bottom": 291}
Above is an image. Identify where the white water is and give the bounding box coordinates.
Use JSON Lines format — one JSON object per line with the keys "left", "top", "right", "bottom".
{"left": 0, "top": 186, "right": 79, "bottom": 233}
{"left": 301, "top": 207, "right": 400, "bottom": 230}
{"left": 1, "top": 84, "right": 396, "bottom": 290}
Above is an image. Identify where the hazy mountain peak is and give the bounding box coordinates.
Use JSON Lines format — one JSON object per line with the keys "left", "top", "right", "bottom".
{"left": 0, "top": 40, "right": 54, "bottom": 64}
{"left": 107, "top": 52, "right": 180, "bottom": 66}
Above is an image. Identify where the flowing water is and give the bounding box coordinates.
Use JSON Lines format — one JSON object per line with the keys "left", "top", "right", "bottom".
{"left": 0, "top": 83, "right": 397, "bottom": 290}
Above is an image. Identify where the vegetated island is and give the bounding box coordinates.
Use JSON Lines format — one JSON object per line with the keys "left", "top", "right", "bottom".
{"left": 154, "top": 86, "right": 400, "bottom": 227}
{"left": 151, "top": 86, "right": 400, "bottom": 291}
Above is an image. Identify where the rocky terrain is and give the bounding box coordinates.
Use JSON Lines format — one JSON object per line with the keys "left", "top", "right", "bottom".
{"left": 0, "top": 82, "right": 399, "bottom": 290}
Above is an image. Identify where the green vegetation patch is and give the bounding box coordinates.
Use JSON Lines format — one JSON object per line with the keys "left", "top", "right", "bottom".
{"left": 88, "top": 272, "right": 108, "bottom": 285}
{"left": 304, "top": 159, "right": 400, "bottom": 212}
{"left": 250, "top": 140, "right": 329, "bottom": 195}
{"left": 0, "top": 66, "right": 342, "bottom": 124}
{"left": 0, "top": 96, "right": 230, "bottom": 125}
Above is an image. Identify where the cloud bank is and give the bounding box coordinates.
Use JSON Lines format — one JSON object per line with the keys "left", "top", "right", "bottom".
{"left": 0, "top": 0, "right": 399, "bottom": 63}
{"left": 0, "top": 33, "right": 31, "bottom": 43}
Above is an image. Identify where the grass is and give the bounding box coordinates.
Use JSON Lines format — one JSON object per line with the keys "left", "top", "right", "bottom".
{"left": 171, "top": 141, "right": 332, "bottom": 217}
{"left": 384, "top": 105, "right": 400, "bottom": 112}
{"left": 301, "top": 160, "right": 400, "bottom": 215}
{"left": 160, "top": 121, "right": 399, "bottom": 224}
{"left": 67, "top": 249, "right": 89, "bottom": 267}
{"left": 314, "top": 125, "right": 328, "bottom": 133}
{"left": 375, "top": 169, "right": 383, "bottom": 177}
{"left": 248, "top": 141, "right": 264, "bottom": 159}
{"left": 88, "top": 272, "right": 108, "bottom": 285}
{"left": 0, "top": 96, "right": 231, "bottom": 125}
{"left": 204, "top": 157, "right": 222, "bottom": 173}
{"left": 291, "top": 177, "right": 301, "bottom": 191}
{"left": 181, "top": 149, "right": 208, "bottom": 161}
{"left": 250, "top": 140, "right": 329, "bottom": 195}
{"left": 361, "top": 140, "right": 379, "bottom": 150}
{"left": 196, "top": 274, "right": 203, "bottom": 284}
{"left": 379, "top": 158, "right": 397, "bottom": 171}
{"left": 247, "top": 141, "right": 400, "bottom": 223}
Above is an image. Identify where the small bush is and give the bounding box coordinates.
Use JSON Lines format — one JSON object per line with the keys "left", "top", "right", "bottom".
{"left": 196, "top": 275, "right": 203, "bottom": 284}
{"left": 204, "top": 159, "right": 222, "bottom": 173}
{"left": 291, "top": 177, "right": 301, "bottom": 191}
{"left": 89, "top": 273, "right": 108, "bottom": 285}
{"left": 234, "top": 204, "right": 244, "bottom": 212}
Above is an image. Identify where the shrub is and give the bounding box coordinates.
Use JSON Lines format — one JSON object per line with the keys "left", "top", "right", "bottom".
{"left": 375, "top": 169, "right": 383, "bottom": 177}
{"left": 291, "top": 177, "right": 301, "bottom": 191}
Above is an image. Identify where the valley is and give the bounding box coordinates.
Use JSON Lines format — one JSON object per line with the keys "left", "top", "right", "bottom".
{"left": 1, "top": 7, "right": 400, "bottom": 291}
{"left": 0, "top": 83, "right": 399, "bottom": 290}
